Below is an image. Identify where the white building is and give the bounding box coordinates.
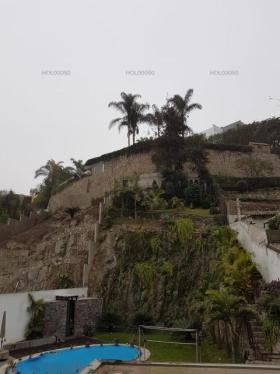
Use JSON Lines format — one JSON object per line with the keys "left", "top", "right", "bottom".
{"left": 201, "top": 120, "right": 246, "bottom": 139}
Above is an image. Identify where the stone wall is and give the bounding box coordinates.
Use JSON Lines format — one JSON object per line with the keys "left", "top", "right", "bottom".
{"left": 44, "top": 300, "right": 68, "bottom": 337}
{"left": 48, "top": 147, "right": 280, "bottom": 212}
{"left": 74, "top": 298, "right": 103, "bottom": 336}
{"left": 205, "top": 149, "right": 280, "bottom": 177}
{"left": 48, "top": 151, "right": 158, "bottom": 212}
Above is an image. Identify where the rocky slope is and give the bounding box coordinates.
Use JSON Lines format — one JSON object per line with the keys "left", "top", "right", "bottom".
{"left": 0, "top": 207, "right": 98, "bottom": 293}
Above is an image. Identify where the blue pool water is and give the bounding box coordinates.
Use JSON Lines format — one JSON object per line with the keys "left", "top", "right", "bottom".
{"left": 10, "top": 345, "right": 139, "bottom": 374}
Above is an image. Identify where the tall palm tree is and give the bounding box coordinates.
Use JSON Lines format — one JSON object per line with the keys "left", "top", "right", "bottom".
{"left": 146, "top": 104, "right": 164, "bottom": 137}
{"left": 35, "top": 160, "right": 73, "bottom": 193}
{"left": 108, "top": 92, "right": 149, "bottom": 146}
{"left": 168, "top": 89, "right": 202, "bottom": 136}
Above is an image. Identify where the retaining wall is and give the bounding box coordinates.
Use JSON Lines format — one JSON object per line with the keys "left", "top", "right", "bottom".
{"left": 231, "top": 221, "right": 280, "bottom": 282}
{"left": 48, "top": 147, "right": 280, "bottom": 213}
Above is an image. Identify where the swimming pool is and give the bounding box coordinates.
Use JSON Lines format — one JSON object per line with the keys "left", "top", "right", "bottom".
{"left": 9, "top": 344, "right": 139, "bottom": 374}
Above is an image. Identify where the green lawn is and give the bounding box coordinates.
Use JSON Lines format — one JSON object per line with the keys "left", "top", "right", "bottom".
{"left": 94, "top": 331, "right": 230, "bottom": 363}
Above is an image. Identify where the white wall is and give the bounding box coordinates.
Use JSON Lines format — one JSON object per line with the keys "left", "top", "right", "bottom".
{"left": 0, "top": 288, "right": 87, "bottom": 344}
{"left": 231, "top": 221, "right": 280, "bottom": 282}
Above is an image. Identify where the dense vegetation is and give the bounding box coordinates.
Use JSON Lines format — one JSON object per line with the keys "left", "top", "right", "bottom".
{"left": 0, "top": 190, "right": 32, "bottom": 223}
{"left": 209, "top": 117, "right": 280, "bottom": 150}
{"left": 108, "top": 89, "right": 202, "bottom": 146}
{"left": 31, "top": 158, "right": 86, "bottom": 209}
{"left": 99, "top": 220, "right": 259, "bottom": 362}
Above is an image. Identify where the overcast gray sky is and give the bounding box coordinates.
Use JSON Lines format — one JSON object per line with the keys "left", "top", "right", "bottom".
{"left": 0, "top": 0, "right": 279, "bottom": 194}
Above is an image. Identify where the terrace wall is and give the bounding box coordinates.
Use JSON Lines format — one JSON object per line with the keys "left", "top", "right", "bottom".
{"left": 48, "top": 146, "right": 280, "bottom": 212}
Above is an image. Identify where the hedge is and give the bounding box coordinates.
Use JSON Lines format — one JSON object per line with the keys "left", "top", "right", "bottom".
{"left": 213, "top": 176, "right": 280, "bottom": 191}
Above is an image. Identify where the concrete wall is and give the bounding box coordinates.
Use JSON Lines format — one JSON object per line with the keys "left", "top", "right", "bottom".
{"left": 231, "top": 221, "right": 280, "bottom": 282}
{"left": 0, "top": 287, "right": 87, "bottom": 344}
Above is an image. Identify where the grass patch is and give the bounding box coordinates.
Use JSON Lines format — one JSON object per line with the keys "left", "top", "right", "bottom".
{"left": 179, "top": 207, "right": 210, "bottom": 217}
{"left": 94, "top": 331, "right": 230, "bottom": 363}
{"left": 112, "top": 208, "right": 209, "bottom": 225}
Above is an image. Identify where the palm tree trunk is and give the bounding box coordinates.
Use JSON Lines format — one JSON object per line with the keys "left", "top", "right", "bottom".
{"left": 229, "top": 324, "right": 236, "bottom": 363}
{"left": 127, "top": 132, "right": 131, "bottom": 147}
{"left": 132, "top": 131, "right": 135, "bottom": 145}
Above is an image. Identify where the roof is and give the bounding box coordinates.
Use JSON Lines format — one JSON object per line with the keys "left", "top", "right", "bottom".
{"left": 222, "top": 120, "right": 246, "bottom": 131}
{"left": 85, "top": 139, "right": 157, "bottom": 166}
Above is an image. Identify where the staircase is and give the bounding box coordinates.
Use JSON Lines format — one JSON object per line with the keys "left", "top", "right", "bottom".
{"left": 248, "top": 317, "right": 280, "bottom": 364}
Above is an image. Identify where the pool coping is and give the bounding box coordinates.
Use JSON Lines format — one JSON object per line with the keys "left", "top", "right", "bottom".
{"left": 0, "top": 343, "right": 146, "bottom": 374}
{"left": 80, "top": 346, "right": 151, "bottom": 374}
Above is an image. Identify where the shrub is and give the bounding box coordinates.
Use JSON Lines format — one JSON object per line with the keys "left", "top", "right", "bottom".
{"left": 55, "top": 274, "right": 74, "bottom": 289}
{"left": 98, "top": 312, "right": 123, "bottom": 331}
{"left": 161, "top": 261, "right": 174, "bottom": 276}
{"left": 169, "top": 196, "right": 185, "bottom": 209}
{"left": 184, "top": 184, "right": 201, "bottom": 207}
{"left": 209, "top": 206, "right": 220, "bottom": 215}
{"left": 135, "top": 262, "right": 156, "bottom": 288}
{"left": 133, "top": 312, "right": 154, "bottom": 326}
{"left": 150, "top": 236, "right": 162, "bottom": 255}
{"left": 171, "top": 218, "right": 194, "bottom": 243}
{"left": 201, "top": 199, "right": 211, "bottom": 209}
{"left": 25, "top": 294, "right": 45, "bottom": 340}
{"left": 161, "top": 170, "right": 188, "bottom": 200}
{"left": 268, "top": 215, "right": 280, "bottom": 230}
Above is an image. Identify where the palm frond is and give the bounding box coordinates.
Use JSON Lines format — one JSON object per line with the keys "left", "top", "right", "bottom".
{"left": 109, "top": 117, "right": 122, "bottom": 129}
{"left": 184, "top": 89, "right": 194, "bottom": 104}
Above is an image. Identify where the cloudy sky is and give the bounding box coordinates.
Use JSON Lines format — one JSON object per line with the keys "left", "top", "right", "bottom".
{"left": 0, "top": 0, "right": 279, "bottom": 193}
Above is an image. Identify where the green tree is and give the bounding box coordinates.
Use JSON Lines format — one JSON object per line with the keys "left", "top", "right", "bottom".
{"left": 146, "top": 104, "right": 164, "bottom": 137}
{"left": 184, "top": 184, "right": 201, "bottom": 207}
{"left": 168, "top": 89, "right": 202, "bottom": 137}
{"left": 108, "top": 92, "right": 149, "bottom": 146}
{"left": 70, "top": 158, "right": 85, "bottom": 178}
{"left": 25, "top": 294, "right": 45, "bottom": 339}
{"left": 33, "top": 159, "right": 74, "bottom": 207}
{"left": 206, "top": 287, "right": 253, "bottom": 362}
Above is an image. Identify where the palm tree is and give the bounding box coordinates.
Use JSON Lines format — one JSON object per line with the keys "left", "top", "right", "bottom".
{"left": 70, "top": 158, "right": 85, "bottom": 179}
{"left": 146, "top": 104, "right": 164, "bottom": 137}
{"left": 108, "top": 92, "right": 149, "bottom": 146}
{"left": 168, "top": 89, "right": 202, "bottom": 136}
{"left": 35, "top": 160, "right": 73, "bottom": 194}
{"left": 206, "top": 287, "right": 254, "bottom": 362}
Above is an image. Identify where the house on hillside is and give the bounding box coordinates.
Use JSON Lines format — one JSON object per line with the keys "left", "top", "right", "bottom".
{"left": 201, "top": 120, "right": 246, "bottom": 139}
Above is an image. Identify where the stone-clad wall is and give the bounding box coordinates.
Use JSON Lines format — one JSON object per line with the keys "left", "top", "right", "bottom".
{"left": 44, "top": 300, "right": 68, "bottom": 337}
{"left": 206, "top": 149, "right": 280, "bottom": 177}
{"left": 48, "top": 147, "right": 280, "bottom": 212}
{"left": 48, "top": 151, "right": 157, "bottom": 212}
{"left": 74, "top": 298, "right": 103, "bottom": 336}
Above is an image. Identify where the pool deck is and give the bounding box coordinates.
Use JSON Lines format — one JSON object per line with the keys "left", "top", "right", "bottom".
{"left": 95, "top": 362, "right": 280, "bottom": 374}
